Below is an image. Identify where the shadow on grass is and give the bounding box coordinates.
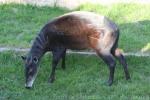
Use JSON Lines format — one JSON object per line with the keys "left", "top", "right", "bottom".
{"left": 118, "top": 20, "right": 150, "bottom": 52}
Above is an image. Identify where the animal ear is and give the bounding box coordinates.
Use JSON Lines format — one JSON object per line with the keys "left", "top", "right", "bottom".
{"left": 21, "top": 56, "right": 26, "bottom": 61}
{"left": 33, "top": 56, "right": 38, "bottom": 64}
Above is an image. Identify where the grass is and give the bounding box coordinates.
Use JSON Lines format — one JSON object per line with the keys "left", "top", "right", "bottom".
{"left": 0, "top": 51, "right": 150, "bottom": 100}
{"left": 0, "top": 3, "right": 150, "bottom": 100}
{"left": 77, "top": 3, "right": 150, "bottom": 52}
{"left": 0, "top": 4, "right": 68, "bottom": 48}
{"left": 0, "top": 3, "right": 150, "bottom": 52}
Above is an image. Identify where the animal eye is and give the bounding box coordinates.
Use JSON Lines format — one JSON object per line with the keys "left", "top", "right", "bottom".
{"left": 33, "top": 57, "right": 38, "bottom": 64}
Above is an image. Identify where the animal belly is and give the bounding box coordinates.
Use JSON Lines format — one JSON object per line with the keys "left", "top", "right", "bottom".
{"left": 61, "top": 35, "right": 89, "bottom": 50}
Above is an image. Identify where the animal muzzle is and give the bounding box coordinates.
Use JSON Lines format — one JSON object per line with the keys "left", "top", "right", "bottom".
{"left": 25, "top": 76, "right": 36, "bottom": 89}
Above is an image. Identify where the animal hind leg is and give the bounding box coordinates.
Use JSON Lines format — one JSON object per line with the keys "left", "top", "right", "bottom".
{"left": 97, "top": 50, "right": 116, "bottom": 86}
{"left": 111, "top": 48, "right": 130, "bottom": 80}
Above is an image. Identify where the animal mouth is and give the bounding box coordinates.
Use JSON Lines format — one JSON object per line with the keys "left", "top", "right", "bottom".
{"left": 25, "top": 74, "right": 37, "bottom": 89}
{"left": 24, "top": 67, "right": 39, "bottom": 89}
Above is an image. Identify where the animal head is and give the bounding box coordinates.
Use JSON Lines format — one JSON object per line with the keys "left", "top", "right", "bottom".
{"left": 21, "top": 55, "right": 39, "bottom": 89}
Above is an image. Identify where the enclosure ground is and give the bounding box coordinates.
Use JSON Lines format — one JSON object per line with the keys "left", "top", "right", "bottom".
{"left": 0, "top": 3, "right": 150, "bottom": 52}
{"left": 0, "top": 52, "right": 150, "bottom": 100}
{"left": 0, "top": 3, "right": 150, "bottom": 100}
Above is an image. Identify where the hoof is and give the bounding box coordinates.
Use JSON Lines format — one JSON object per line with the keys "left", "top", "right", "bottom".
{"left": 48, "top": 77, "right": 55, "bottom": 83}
{"left": 107, "top": 80, "right": 113, "bottom": 86}
{"left": 62, "top": 67, "right": 66, "bottom": 70}
{"left": 25, "top": 86, "right": 32, "bottom": 89}
{"left": 56, "top": 66, "right": 59, "bottom": 70}
{"left": 126, "top": 75, "right": 131, "bottom": 80}
{"left": 61, "top": 65, "right": 66, "bottom": 70}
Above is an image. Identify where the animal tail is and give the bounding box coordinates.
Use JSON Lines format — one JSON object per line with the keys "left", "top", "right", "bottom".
{"left": 111, "top": 29, "right": 130, "bottom": 80}
{"left": 111, "top": 29, "right": 120, "bottom": 54}
{"left": 111, "top": 29, "right": 125, "bottom": 60}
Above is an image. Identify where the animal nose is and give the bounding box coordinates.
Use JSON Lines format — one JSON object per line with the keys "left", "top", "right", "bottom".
{"left": 25, "top": 86, "right": 32, "bottom": 89}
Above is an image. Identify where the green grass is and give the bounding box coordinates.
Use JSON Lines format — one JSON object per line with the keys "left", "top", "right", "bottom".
{"left": 0, "top": 3, "right": 150, "bottom": 100}
{"left": 0, "top": 4, "right": 68, "bottom": 48}
{"left": 0, "top": 3, "right": 150, "bottom": 52}
{"left": 77, "top": 3, "right": 150, "bottom": 52}
{"left": 0, "top": 52, "right": 150, "bottom": 100}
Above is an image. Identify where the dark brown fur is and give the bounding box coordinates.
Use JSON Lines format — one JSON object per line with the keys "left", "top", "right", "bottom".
{"left": 22, "top": 11, "right": 130, "bottom": 88}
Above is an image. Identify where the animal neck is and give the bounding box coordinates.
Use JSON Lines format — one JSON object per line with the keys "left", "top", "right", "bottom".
{"left": 29, "top": 31, "right": 48, "bottom": 60}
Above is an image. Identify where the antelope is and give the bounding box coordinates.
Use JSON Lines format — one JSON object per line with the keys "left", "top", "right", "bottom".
{"left": 21, "top": 11, "right": 130, "bottom": 89}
